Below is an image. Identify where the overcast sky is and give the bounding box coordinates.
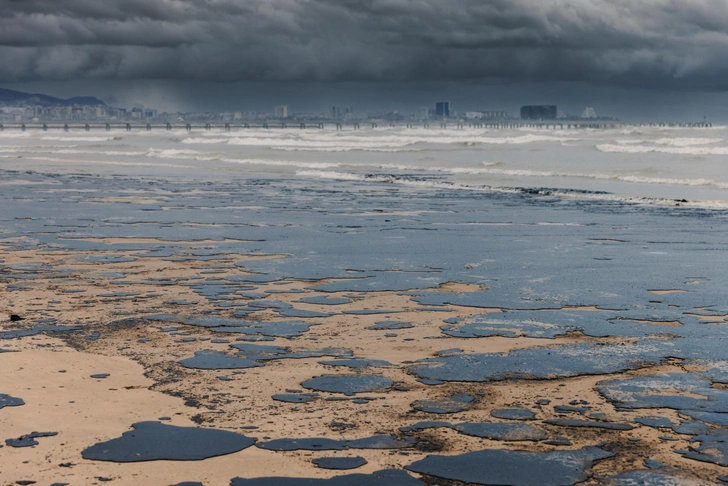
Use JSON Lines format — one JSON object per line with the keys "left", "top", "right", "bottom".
{"left": 2, "top": 0, "right": 728, "bottom": 119}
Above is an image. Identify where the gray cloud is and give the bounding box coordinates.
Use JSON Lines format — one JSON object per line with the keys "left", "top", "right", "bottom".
{"left": 2, "top": 0, "right": 728, "bottom": 89}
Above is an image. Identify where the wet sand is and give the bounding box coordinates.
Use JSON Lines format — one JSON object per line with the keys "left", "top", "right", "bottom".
{"left": 3, "top": 165, "right": 728, "bottom": 485}
{"left": 1, "top": 245, "right": 727, "bottom": 485}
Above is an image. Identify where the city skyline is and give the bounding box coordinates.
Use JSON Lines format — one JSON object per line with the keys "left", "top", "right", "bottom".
{"left": 3, "top": 79, "right": 727, "bottom": 122}
{"left": 0, "top": 86, "right": 621, "bottom": 123}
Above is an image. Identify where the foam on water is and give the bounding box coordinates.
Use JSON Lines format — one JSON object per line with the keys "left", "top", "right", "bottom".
{"left": 3, "top": 126, "right": 728, "bottom": 208}
{"left": 616, "top": 138, "right": 721, "bottom": 146}
{"left": 295, "top": 170, "right": 728, "bottom": 209}
{"left": 180, "top": 131, "right": 580, "bottom": 152}
{"left": 272, "top": 146, "right": 424, "bottom": 152}
{"left": 220, "top": 158, "right": 341, "bottom": 169}
{"left": 41, "top": 136, "right": 116, "bottom": 142}
{"left": 0, "top": 132, "right": 31, "bottom": 138}
{"left": 597, "top": 144, "right": 728, "bottom": 155}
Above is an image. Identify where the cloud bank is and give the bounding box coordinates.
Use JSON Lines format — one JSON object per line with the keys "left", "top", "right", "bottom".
{"left": 2, "top": 0, "right": 728, "bottom": 89}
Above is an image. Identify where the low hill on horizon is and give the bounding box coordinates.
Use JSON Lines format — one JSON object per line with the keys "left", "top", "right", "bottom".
{"left": 0, "top": 88, "right": 106, "bottom": 107}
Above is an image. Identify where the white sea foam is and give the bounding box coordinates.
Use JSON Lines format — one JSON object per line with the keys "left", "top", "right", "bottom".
{"left": 181, "top": 138, "right": 230, "bottom": 144}
{"left": 36, "top": 147, "right": 213, "bottom": 160}
{"left": 294, "top": 170, "right": 728, "bottom": 209}
{"left": 41, "top": 136, "right": 115, "bottom": 142}
{"left": 0, "top": 132, "right": 31, "bottom": 138}
{"left": 145, "top": 148, "right": 214, "bottom": 160}
{"left": 471, "top": 166, "right": 728, "bottom": 189}
{"left": 300, "top": 163, "right": 728, "bottom": 191}
{"left": 5, "top": 124, "right": 728, "bottom": 210}
{"left": 597, "top": 144, "right": 728, "bottom": 155}
{"left": 615, "top": 137, "right": 721, "bottom": 146}
{"left": 272, "top": 146, "right": 424, "bottom": 153}
{"left": 219, "top": 158, "right": 340, "bottom": 169}
{"left": 472, "top": 134, "right": 581, "bottom": 144}
{"left": 179, "top": 132, "right": 580, "bottom": 151}
{"left": 654, "top": 137, "right": 722, "bottom": 146}
{"left": 0, "top": 154, "right": 192, "bottom": 169}
{"left": 0, "top": 145, "right": 78, "bottom": 153}
{"left": 296, "top": 170, "right": 366, "bottom": 181}
{"left": 56, "top": 149, "right": 144, "bottom": 156}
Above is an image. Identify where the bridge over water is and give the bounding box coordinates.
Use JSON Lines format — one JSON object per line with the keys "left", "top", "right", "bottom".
{"left": 0, "top": 120, "right": 714, "bottom": 132}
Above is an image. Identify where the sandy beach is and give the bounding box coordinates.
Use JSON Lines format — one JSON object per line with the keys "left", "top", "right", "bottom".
{"left": 4, "top": 128, "right": 728, "bottom": 485}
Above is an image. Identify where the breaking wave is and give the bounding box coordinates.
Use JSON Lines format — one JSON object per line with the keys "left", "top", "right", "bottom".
{"left": 180, "top": 132, "right": 581, "bottom": 151}
{"left": 597, "top": 144, "right": 728, "bottom": 155}
{"left": 41, "top": 136, "right": 115, "bottom": 142}
{"left": 615, "top": 138, "right": 721, "bottom": 146}
{"left": 219, "top": 158, "right": 340, "bottom": 169}
{"left": 295, "top": 170, "right": 728, "bottom": 209}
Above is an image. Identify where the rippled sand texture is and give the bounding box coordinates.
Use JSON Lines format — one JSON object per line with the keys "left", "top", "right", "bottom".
{"left": 3, "top": 129, "right": 728, "bottom": 485}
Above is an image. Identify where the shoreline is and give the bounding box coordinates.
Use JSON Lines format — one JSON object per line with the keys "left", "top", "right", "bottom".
{"left": 2, "top": 244, "right": 726, "bottom": 484}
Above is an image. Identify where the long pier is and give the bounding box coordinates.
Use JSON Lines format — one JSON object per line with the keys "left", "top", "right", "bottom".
{"left": 0, "top": 120, "right": 714, "bottom": 132}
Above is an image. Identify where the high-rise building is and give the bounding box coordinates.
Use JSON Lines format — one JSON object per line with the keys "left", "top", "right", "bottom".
{"left": 520, "top": 105, "right": 557, "bottom": 120}
{"left": 331, "top": 106, "right": 341, "bottom": 119}
{"left": 435, "top": 101, "right": 450, "bottom": 118}
{"left": 275, "top": 105, "right": 288, "bottom": 118}
{"left": 581, "top": 106, "right": 597, "bottom": 119}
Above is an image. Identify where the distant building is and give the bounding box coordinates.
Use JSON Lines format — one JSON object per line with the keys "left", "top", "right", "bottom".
{"left": 435, "top": 101, "right": 450, "bottom": 118}
{"left": 275, "top": 105, "right": 288, "bottom": 118}
{"left": 520, "top": 105, "right": 557, "bottom": 120}
{"left": 581, "top": 106, "right": 597, "bottom": 119}
{"left": 331, "top": 106, "right": 341, "bottom": 119}
{"left": 466, "top": 110, "right": 508, "bottom": 119}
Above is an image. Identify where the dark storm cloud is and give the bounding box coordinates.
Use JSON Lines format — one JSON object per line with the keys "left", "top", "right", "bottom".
{"left": 2, "top": 0, "right": 728, "bottom": 89}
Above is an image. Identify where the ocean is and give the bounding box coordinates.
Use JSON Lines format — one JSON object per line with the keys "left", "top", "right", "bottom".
{"left": 2, "top": 125, "right": 728, "bottom": 206}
